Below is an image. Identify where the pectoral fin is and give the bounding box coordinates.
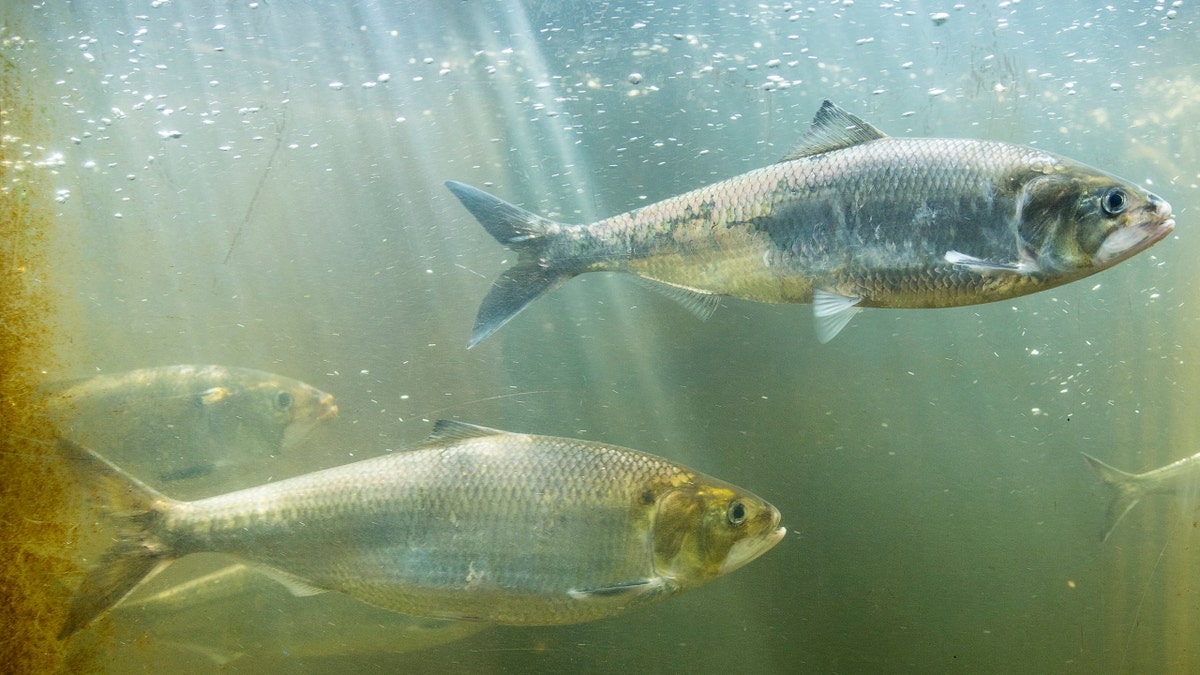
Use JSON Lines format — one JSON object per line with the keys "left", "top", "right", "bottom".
{"left": 944, "top": 250, "right": 1039, "bottom": 275}
{"left": 812, "top": 289, "right": 862, "bottom": 343}
{"left": 567, "top": 577, "right": 675, "bottom": 600}
{"left": 199, "top": 387, "right": 230, "bottom": 405}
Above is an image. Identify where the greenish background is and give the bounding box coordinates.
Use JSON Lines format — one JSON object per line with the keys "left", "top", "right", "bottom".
{"left": 5, "top": 1, "right": 1197, "bottom": 672}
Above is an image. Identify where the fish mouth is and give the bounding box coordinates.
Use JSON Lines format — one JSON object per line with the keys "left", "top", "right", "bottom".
{"left": 1095, "top": 202, "right": 1175, "bottom": 267}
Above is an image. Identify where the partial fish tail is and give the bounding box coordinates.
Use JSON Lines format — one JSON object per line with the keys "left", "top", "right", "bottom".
{"left": 445, "top": 181, "right": 579, "bottom": 348}
{"left": 57, "top": 439, "right": 177, "bottom": 639}
{"left": 1081, "top": 452, "right": 1149, "bottom": 542}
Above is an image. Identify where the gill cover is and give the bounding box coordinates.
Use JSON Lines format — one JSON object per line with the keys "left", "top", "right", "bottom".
{"left": 1016, "top": 170, "right": 1156, "bottom": 274}
{"left": 1014, "top": 172, "right": 1090, "bottom": 273}
{"left": 652, "top": 486, "right": 747, "bottom": 585}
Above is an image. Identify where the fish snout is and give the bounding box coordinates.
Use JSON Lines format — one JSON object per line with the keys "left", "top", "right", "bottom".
{"left": 317, "top": 393, "right": 339, "bottom": 421}
{"left": 1144, "top": 190, "right": 1174, "bottom": 223}
{"left": 766, "top": 506, "right": 786, "bottom": 545}
{"left": 1153, "top": 196, "right": 1176, "bottom": 234}
{"left": 1094, "top": 195, "right": 1175, "bottom": 265}
{"left": 1146, "top": 194, "right": 1176, "bottom": 244}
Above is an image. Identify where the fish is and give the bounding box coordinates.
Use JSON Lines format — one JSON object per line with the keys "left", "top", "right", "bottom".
{"left": 42, "top": 365, "right": 338, "bottom": 494}
{"left": 1082, "top": 451, "right": 1200, "bottom": 542}
{"left": 447, "top": 100, "right": 1175, "bottom": 347}
{"left": 57, "top": 420, "right": 785, "bottom": 638}
{"left": 89, "top": 562, "right": 488, "bottom": 667}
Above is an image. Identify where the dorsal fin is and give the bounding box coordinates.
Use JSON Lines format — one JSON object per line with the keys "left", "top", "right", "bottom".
{"left": 781, "top": 100, "right": 887, "bottom": 162}
{"left": 426, "top": 419, "right": 507, "bottom": 444}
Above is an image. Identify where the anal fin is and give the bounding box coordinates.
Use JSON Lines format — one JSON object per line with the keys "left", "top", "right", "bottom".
{"left": 633, "top": 277, "right": 722, "bottom": 321}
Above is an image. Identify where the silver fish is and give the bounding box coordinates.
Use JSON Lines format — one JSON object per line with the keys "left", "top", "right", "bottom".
{"left": 1083, "top": 451, "right": 1200, "bottom": 541}
{"left": 43, "top": 365, "right": 338, "bottom": 493}
{"left": 58, "top": 420, "right": 784, "bottom": 638}
{"left": 448, "top": 100, "right": 1174, "bottom": 347}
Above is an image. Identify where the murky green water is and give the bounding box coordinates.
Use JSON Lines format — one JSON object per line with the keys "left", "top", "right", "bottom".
{"left": 3, "top": 1, "right": 1198, "bottom": 672}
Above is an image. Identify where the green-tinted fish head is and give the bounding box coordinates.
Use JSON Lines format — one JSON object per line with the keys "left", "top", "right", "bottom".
{"left": 247, "top": 378, "right": 339, "bottom": 448}
{"left": 650, "top": 481, "right": 784, "bottom": 589}
{"left": 1016, "top": 165, "right": 1174, "bottom": 277}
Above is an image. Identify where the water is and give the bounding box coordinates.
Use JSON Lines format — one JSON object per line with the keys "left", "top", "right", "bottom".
{"left": 1, "top": 1, "right": 1197, "bottom": 672}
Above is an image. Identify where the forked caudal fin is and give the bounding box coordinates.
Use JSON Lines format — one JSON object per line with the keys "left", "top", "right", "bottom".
{"left": 57, "top": 439, "right": 176, "bottom": 639}
{"left": 1081, "top": 452, "right": 1148, "bottom": 542}
{"left": 445, "top": 181, "right": 578, "bottom": 348}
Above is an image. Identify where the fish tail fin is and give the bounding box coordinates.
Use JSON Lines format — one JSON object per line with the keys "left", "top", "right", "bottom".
{"left": 445, "top": 180, "right": 579, "bottom": 348}
{"left": 57, "top": 439, "right": 177, "bottom": 639}
{"left": 1081, "top": 452, "right": 1147, "bottom": 542}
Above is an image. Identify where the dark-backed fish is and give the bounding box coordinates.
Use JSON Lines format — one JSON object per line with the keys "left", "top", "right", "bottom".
{"left": 57, "top": 420, "right": 784, "bottom": 638}
{"left": 448, "top": 100, "right": 1174, "bottom": 346}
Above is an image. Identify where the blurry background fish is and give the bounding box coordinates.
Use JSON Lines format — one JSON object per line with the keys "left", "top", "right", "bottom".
{"left": 64, "top": 559, "right": 489, "bottom": 673}
{"left": 42, "top": 365, "right": 338, "bottom": 497}
{"left": 1083, "top": 451, "right": 1200, "bottom": 542}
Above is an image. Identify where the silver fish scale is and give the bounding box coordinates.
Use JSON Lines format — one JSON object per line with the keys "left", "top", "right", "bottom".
{"left": 162, "top": 432, "right": 695, "bottom": 623}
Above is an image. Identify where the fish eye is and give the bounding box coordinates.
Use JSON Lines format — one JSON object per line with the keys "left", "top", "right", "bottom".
{"left": 1100, "top": 187, "right": 1128, "bottom": 216}
{"left": 726, "top": 500, "right": 748, "bottom": 526}
{"left": 275, "top": 391, "right": 294, "bottom": 410}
